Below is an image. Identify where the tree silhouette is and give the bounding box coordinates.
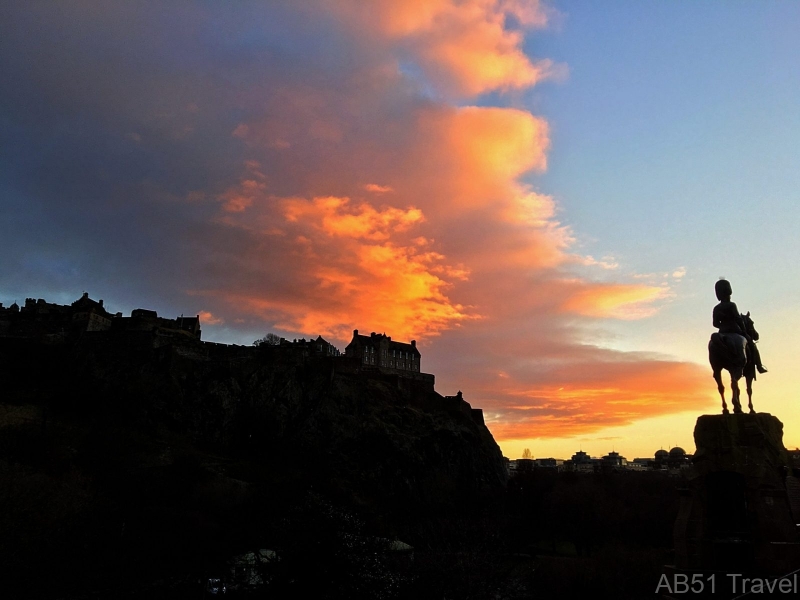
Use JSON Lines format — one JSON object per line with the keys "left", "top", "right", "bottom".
{"left": 254, "top": 332, "right": 281, "bottom": 346}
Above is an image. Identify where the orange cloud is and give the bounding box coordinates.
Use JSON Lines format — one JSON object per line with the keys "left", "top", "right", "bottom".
{"left": 485, "top": 359, "right": 713, "bottom": 440}
{"left": 440, "top": 106, "right": 549, "bottom": 199}
{"left": 198, "top": 310, "right": 223, "bottom": 325}
{"left": 227, "top": 236, "right": 473, "bottom": 342}
{"left": 561, "top": 282, "right": 669, "bottom": 319}
{"left": 182, "top": 1, "right": 708, "bottom": 440}
{"left": 2, "top": 2, "right": 715, "bottom": 445}
{"left": 283, "top": 196, "right": 424, "bottom": 241}
{"left": 218, "top": 161, "right": 267, "bottom": 213}
{"left": 206, "top": 177, "right": 473, "bottom": 341}
{"left": 364, "top": 183, "right": 393, "bottom": 193}
{"left": 329, "top": 0, "right": 556, "bottom": 96}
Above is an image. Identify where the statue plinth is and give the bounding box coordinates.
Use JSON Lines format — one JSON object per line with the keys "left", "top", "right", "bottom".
{"left": 672, "top": 413, "right": 800, "bottom": 578}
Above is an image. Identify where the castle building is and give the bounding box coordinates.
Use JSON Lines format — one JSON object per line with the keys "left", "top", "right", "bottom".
{"left": 0, "top": 293, "right": 201, "bottom": 340}
{"left": 113, "top": 307, "right": 202, "bottom": 339}
{"left": 279, "top": 335, "right": 341, "bottom": 357}
{"left": 71, "top": 292, "right": 113, "bottom": 331}
{"left": 345, "top": 330, "right": 421, "bottom": 372}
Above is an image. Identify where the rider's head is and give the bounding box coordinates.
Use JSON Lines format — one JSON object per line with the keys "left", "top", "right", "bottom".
{"left": 715, "top": 278, "right": 732, "bottom": 301}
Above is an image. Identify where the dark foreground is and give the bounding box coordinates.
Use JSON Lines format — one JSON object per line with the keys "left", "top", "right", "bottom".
{"left": 0, "top": 419, "right": 678, "bottom": 600}
{"left": 0, "top": 331, "right": 678, "bottom": 598}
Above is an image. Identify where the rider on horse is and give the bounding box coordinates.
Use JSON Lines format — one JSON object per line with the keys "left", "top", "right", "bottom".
{"left": 713, "top": 279, "right": 767, "bottom": 374}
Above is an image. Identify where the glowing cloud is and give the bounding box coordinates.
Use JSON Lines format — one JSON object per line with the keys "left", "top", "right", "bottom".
{"left": 561, "top": 283, "right": 669, "bottom": 320}
{"left": 198, "top": 310, "right": 223, "bottom": 325}
{"left": 329, "top": 0, "right": 557, "bottom": 96}
{"left": 364, "top": 183, "right": 393, "bottom": 193}
{"left": 1, "top": 1, "right": 711, "bottom": 444}
{"left": 486, "top": 359, "right": 713, "bottom": 440}
{"left": 283, "top": 196, "right": 424, "bottom": 241}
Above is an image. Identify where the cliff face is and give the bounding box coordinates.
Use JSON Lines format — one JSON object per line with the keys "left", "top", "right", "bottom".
{"left": 1, "top": 331, "right": 507, "bottom": 516}
{"left": 0, "top": 330, "right": 508, "bottom": 595}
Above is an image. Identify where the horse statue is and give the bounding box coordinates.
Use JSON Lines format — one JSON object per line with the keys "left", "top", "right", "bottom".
{"left": 708, "top": 311, "right": 760, "bottom": 415}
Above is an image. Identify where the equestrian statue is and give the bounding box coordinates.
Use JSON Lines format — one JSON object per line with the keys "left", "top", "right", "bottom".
{"left": 708, "top": 279, "right": 767, "bottom": 415}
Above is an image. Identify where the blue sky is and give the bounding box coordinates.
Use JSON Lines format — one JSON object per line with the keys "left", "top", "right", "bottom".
{"left": 506, "top": 1, "right": 800, "bottom": 456}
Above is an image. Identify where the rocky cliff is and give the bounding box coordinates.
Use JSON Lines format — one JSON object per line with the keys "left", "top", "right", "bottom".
{"left": 0, "top": 329, "right": 507, "bottom": 595}
{"left": 2, "top": 329, "right": 506, "bottom": 521}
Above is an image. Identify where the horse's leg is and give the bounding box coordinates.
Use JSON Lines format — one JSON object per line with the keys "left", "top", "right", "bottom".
{"left": 713, "top": 369, "right": 728, "bottom": 414}
{"left": 746, "top": 374, "right": 755, "bottom": 414}
{"left": 731, "top": 375, "right": 742, "bottom": 414}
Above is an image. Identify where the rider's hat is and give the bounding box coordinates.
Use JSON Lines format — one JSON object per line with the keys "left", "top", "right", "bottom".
{"left": 715, "top": 278, "right": 732, "bottom": 301}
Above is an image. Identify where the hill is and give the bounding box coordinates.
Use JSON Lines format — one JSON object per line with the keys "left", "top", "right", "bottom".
{"left": 0, "top": 321, "right": 506, "bottom": 597}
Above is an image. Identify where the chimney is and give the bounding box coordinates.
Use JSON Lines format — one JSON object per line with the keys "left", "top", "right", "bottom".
{"left": 411, "top": 340, "right": 416, "bottom": 348}
{"left": 99, "top": 299, "right": 103, "bottom": 307}
{"left": 353, "top": 329, "right": 358, "bottom": 337}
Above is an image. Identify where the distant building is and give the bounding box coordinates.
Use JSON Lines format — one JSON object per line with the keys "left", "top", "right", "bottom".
{"left": 601, "top": 451, "right": 628, "bottom": 469}
{"left": 513, "top": 458, "right": 535, "bottom": 474}
{"left": 345, "top": 330, "right": 421, "bottom": 373}
{"left": 113, "top": 306, "right": 202, "bottom": 339}
{"left": 571, "top": 450, "right": 591, "bottom": 464}
{"left": 0, "top": 293, "right": 202, "bottom": 340}
{"left": 627, "top": 459, "right": 648, "bottom": 471}
{"left": 654, "top": 449, "right": 670, "bottom": 470}
{"left": 280, "top": 335, "right": 341, "bottom": 357}
{"left": 667, "top": 446, "right": 691, "bottom": 469}
{"left": 534, "top": 457, "right": 564, "bottom": 471}
{"left": 567, "top": 450, "right": 597, "bottom": 473}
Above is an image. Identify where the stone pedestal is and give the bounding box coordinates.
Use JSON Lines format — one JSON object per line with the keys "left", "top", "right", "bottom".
{"left": 672, "top": 413, "right": 800, "bottom": 576}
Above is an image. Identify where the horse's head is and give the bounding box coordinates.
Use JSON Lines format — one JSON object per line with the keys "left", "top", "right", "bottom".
{"left": 741, "top": 311, "right": 759, "bottom": 341}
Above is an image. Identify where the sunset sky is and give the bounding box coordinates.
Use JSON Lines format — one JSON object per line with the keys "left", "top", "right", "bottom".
{"left": 3, "top": 1, "right": 799, "bottom": 460}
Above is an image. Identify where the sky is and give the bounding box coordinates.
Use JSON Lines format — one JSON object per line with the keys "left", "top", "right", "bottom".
{"left": 2, "top": 1, "right": 799, "bottom": 460}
